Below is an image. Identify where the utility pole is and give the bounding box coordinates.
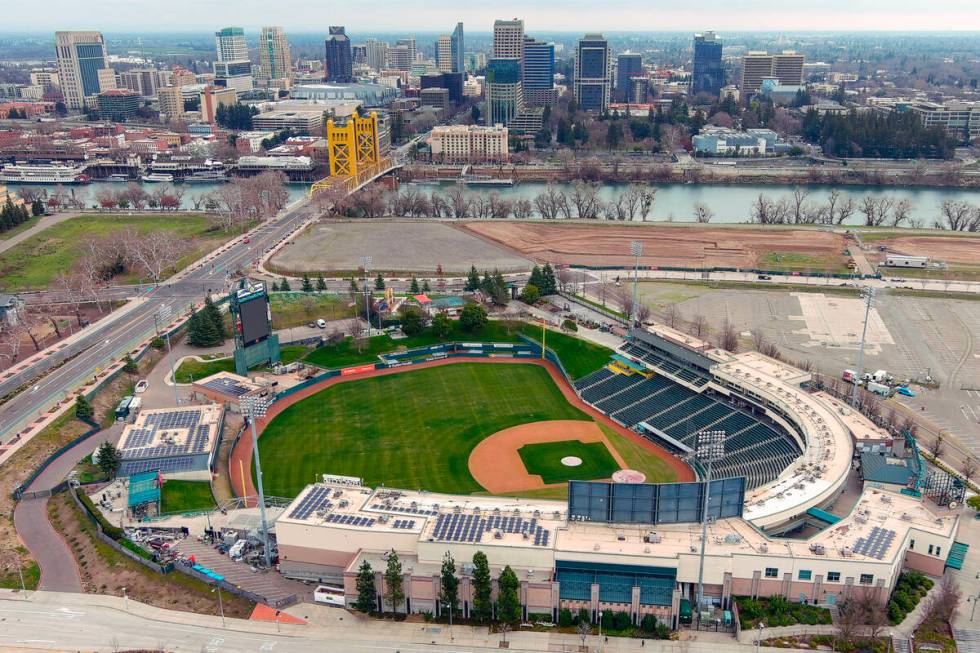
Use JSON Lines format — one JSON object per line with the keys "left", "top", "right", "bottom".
{"left": 695, "top": 429, "right": 726, "bottom": 627}
{"left": 360, "top": 255, "right": 373, "bottom": 337}
{"left": 630, "top": 241, "right": 643, "bottom": 330}
{"left": 155, "top": 307, "right": 179, "bottom": 406}
{"left": 850, "top": 286, "right": 876, "bottom": 408}
{"left": 241, "top": 394, "right": 274, "bottom": 567}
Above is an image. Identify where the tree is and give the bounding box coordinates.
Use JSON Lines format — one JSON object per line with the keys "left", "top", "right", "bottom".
{"left": 75, "top": 394, "right": 94, "bottom": 420}
{"left": 96, "top": 441, "right": 121, "bottom": 478}
{"left": 421, "top": 279, "right": 431, "bottom": 293}
{"left": 720, "top": 319, "right": 739, "bottom": 352}
{"left": 122, "top": 354, "right": 138, "bottom": 375}
{"left": 279, "top": 277, "right": 292, "bottom": 291}
{"left": 497, "top": 565, "right": 521, "bottom": 623}
{"left": 354, "top": 560, "right": 376, "bottom": 612}
{"left": 540, "top": 263, "right": 558, "bottom": 296}
{"left": 374, "top": 273, "right": 385, "bottom": 290}
{"left": 464, "top": 265, "right": 481, "bottom": 292}
{"left": 301, "top": 274, "right": 313, "bottom": 292}
{"left": 202, "top": 297, "right": 225, "bottom": 342}
{"left": 520, "top": 284, "right": 541, "bottom": 304}
{"left": 316, "top": 275, "right": 327, "bottom": 291}
{"left": 270, "top": 280, "right": 279, "bottom": 292}
{"left": 400, "top": 307, "right": 424, "bottom": 336}
{"left": 471, "top": 551, "right": 493, "bottom": 623}
{"left": 409, "top": 276, "right": 420, "bottom": 294}
{"left": 470, "top": 105, "right": 481, "bottom": 124}
{"left": 383, "top": 550, "right": 404, "bottom": 614}
{"left": 693, "top": 201, "right": 714, "bottom": 223}
{"left": 439, "top": 552, "right": 460, "bottom": 619}
{"left": 834, "top": 599, "right": 864, "bottom": 645}
{"left": 431, "top": 313, "right": 452, "bottom": 340}
{"left": 577, "top": 619, "right": 592, "bottom": 646}
{"left": 187, "top": 308, "right": 222, "bottom": 348}
{"left": 459, "top": 304, "right": 488, "bottom": 333}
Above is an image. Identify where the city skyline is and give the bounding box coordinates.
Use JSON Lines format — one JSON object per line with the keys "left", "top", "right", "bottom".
{"left": 6, "top": 0, "right": 980, "bottom": 32}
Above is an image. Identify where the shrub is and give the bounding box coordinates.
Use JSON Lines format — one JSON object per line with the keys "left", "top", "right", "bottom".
{"left": 562, "top": 318, "right": 578, "bottom": 332}
{"left": 576, "top": 607, "right": 590, "bottom": 625}
{"left": 640, "top": 614, "right": 657, "bottom": 632}
{"left": 77, "top": 491, "right": 123, "bottom": 540}
{"left": 558, "top": 608, "right": 573, "bottom": 627}
{"left": 613, "top": 611, "right": 631, "bottom": 630}
{"left": 655, "top": 623, "right": 671, "bottom": 639}
{"left": 601, "top": 610, "right": 615, "bottom": 629}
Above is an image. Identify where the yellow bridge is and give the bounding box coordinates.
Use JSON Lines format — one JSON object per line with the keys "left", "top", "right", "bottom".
{"left": 310, "top": 111, "right": 397, "bottom": 197}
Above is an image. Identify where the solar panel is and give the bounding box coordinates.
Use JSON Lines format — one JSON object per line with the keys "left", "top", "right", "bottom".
{"left": 852, "top": 526, "right": 896, "bottom": 560}
{"left": 201, "top": 377, "right": 252, "bottom": 397}
{"left": 288, "top": 486, "right": 334, "bottom": 520}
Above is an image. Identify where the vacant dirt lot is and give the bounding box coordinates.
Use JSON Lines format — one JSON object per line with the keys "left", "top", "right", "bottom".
{"left": 270, "top": 220, "right": 532, "bottom": 274}
{"left": 876, "top": 235, "right": 980, "bottom": 266}
{"left": 462, "top": 222, "right": 849, "bottom": 270}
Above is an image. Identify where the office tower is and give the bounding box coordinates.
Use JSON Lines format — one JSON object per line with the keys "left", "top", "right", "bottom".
{"left": 740, "top": 51, "right": 774, "bottom": 94}
{"left": 364, "top": 39, "right": 388, "bottom": 72}
{"left": 352, "top": 44, "right": 367, "bottom": 64}
{"left": 387, "top": 46, "right": 412, "bottom": 70}
{"left": 55, "top": 31, "right": 109, "bottom": 109}
{"left": 451, "top": 22, "right": 464, "bottom": 74}
{"left": 435, "top": 35, "right": 453, "bottom": 73}
{"left": 574, "top": 33, "right": 611, "bottom": 112}
{"left": 691, "top": 31, "right": 723, "bottom": 97}
{"left": 493, "top": 19, "right": 524, "bottom": 61}
{"left": 421, "top": 72, "right": 463, "bottom": 105}
{"left": 523, "top": 37, "right": 556, "bottom": 107}
{"left": 118, "top": 69, "right": 161, "bottom": 97}
{"left": 96, "top": 68, "right": 117, "bottom": 92}
{"left": 157, "top": 85, "right": 184, "bottom": 121}
{"left": 214, "top": 27, "right": 253, "bottom": 93}
{"left": 486, "top": 59, "right": 522, "bottom": 126}
{"left": 772, "top": 51, "right": 804, "bottom": 85}
{"left": 396, "top": 37, "right": 417, "bottom": 64}
{"left": 325, "top": 26, "right": 354, "bottom": 83}
{"left": 616, "top": 52, "right": 642, "bottom": 102}
{"left": 258, "top": 27, "right": 292, "bottom": 82}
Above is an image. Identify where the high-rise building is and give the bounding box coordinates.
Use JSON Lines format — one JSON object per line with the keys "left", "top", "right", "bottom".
{"left": 118, "top": 69, "right": 162, "bottom": 97}
{"left": 387, "top": 46, "right": 412, "bottom": 71}
{"left": 493, "top": 19, "right": 524, "bottom": 62}
{"left": 435, "top": 35, "right": 453, "bottom": 73}
{"left": 325, "top": 26, "right": 354, "bottom": 83}
{"left": 364, "top": 39, "right": 388, "bottom": 72}
{"left": 450, "top": 23, "right": 464, "bottom": 74}
{"left": 157, "top": 85, "right": 185, "bottom": 121}
{"left": 258, "top": 27, "right": 292, "bottom": 82}
{"left": 97, "top": 89, "right": 140, "bottom": 121}
{"left": 740, "top": 50, "right": 804, "bottom": 94}
{"left": 486, "top": 59, "right": 522, "bottom": 126}
{"left": 421, "top": 72, "right": 464, "bottom": 105}
{"left": 771, "top": 51, "right": 805, "bottom": 86}
{"left": 55, "top": 31, "right": 109, "bottom": 109}
{"left": 691, "top": 31, "right": 723, "bottom": 97}
{"left": 214, "top": 27, "right": 253, "bottom": 93}
{"left": 396, "top": 38, "right": 417, "bottom": 64}
{"left": 200, "top": 85, "right": 238, "bottom": 123}
{"left": 523, "top": 37, "right": 556, "bottom": 107}
{"left": 30, "top": 69, "right": 60, "bottom": 94}
{"left": 215, "top": 26, "right": 248, "bottom": 61}
{"left": 616, "top": 52, "right": 642, "bottom": 101}
{"left": 574, "top": 33, "right": 611, "bottom": 112}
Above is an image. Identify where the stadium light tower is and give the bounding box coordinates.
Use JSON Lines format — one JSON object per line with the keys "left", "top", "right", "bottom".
{"left": 241, "top": 393, "right": 274, "bottom": 567}
{"left": 850, "top": 286, "right": 877, "bottom": 408}
{"left": 629, "top": 241, "right": 643, "bottom": 329}
{"left": 360, "top": 255, "right": 373, "bottom": 336}
{"left": 695, "top": 429, "right": 726, "bottom": 625}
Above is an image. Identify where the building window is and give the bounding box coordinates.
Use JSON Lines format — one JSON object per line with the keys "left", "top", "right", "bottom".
{"left": 798, "top": 570, "right": 812, "bottom": 581}
{"left": 859, "top": 574, "right": 874, "bottom": 585}
{"left": 936, "top": 547, "right": 941, "bottom": 557}
{"left": 827, "top": 572, "right": 841, "bottom": 582}
{"left": 765, "top": 568, "right": 778, "bottom": 578}
{"left": 928, "top": 545, "right": 934, "bottom": 555}
{"left": 910, "top": 539, "right": 915, "bottom": 550}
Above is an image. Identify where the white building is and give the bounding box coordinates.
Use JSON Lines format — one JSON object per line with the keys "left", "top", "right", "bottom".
{"left": 214, "top": 27, "right": 253, "bottom": 94}
{"left": 428, "top": 124, "right": 509, "bottom": 163}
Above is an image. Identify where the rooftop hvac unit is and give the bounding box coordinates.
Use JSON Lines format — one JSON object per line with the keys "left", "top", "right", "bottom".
{"left": 809, "top": 544, "right": 826, "bottom": 555}
{"left": 494, "top": 530, "right": 503, "bottom": 539}
{"left": 338, "top": 500, "right": 349, "bottom": 508}
{"left": 473, "top": 507, "right": 481, "bottom": 515}
{"left": 855, "top": 514, "right": 868, "bottom": 524}
{"left": 453, "top": 506, "right": 462, "bottom": 513}
{"left": 533, "top": 510, "right": 541, "bottom": 518}
{"left": 553, "top": 511, "right": 562, "bottom": 520}
{"left": 841, "top": 547, "right": 853, "bottom": 557}
{"left": 594, "top": 544, "right": 601, "bottom": 551}
{"left": 760, "top": 543, "right": 768, "bottom": 553}
{"left": 333, "top": 491, "right": 343, "bottom": 499}
{"left": 881, "top": 495, "right": 892, "bottom": 503}
{"left": 410, "top": 501, "right": 418, "bottom": 509}
{"left": 513, "top": 508, "right": 521, "bottom": 516}
{"left": 523, "top": 532, "right": 530, "bottom": 540}
{"left": 494, "top": 507, "right": 501, "bottom": 514}
{"left": 900, "top": 513, "right": 913, "bottom": 521}
{"left": 617, "top": 534, "right": 626, "bottom": 541}
{"left": 377, "top": 514, "right": 388, "bottom": 523}
{"left": 644, "top": 532, "right": 663, "bottom": 544}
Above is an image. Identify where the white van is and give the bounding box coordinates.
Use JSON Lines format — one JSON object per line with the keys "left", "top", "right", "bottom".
{"left": 316, "top": 319, "right": 327, "bottom": 328}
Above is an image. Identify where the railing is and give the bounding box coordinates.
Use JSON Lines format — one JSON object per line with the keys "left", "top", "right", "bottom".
{"left": 309, "top": 156, "right": 397, "bottom": 196}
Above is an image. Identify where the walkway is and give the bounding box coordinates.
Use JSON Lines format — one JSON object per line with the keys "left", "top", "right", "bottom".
{"left": 950, "top": 507, "right": 980, "bottom": 652}
{"left": 0, "top": 211, "right": 79, "bottom": 255}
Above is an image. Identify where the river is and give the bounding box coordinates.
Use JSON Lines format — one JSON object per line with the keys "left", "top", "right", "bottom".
{"left": 400, "top": 181, "right": 980, "bottom": 225}
{"left": 18, "top": 181, "right": 311, "bottom": 210}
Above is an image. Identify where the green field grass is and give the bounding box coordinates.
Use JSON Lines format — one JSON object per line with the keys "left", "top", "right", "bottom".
{"left": 0, "top": 214, "right": 234, "bottom": 291}
{"left": 531, "top": 328, "right": 614, "bottom": 380}
{"left": 598, "top": 425, "right": 678, "bottom": 484}
{"left": 257, "top": 363, "right": 592, "bottom": 497}
{"left": 760, "top": 250, "right": 847, "bottom": 273}
{"left": 518, "top": 440, "right": 620, "bottom": 484}
{"left": 270, "top": 292, "right": 354, "bottom": 329}
{"left": 174, "top": 345, "right": 308, "bottom": 383}
{"left": 160, "top": 480, "right": 216, "bottom": 514}
{"left": 0, "top": 215, "right": 40, "bottom": 240}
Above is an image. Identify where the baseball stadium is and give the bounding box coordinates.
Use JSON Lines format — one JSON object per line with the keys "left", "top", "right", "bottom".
{"left": 217, "top": 318, "right": 962, "bottom": 628}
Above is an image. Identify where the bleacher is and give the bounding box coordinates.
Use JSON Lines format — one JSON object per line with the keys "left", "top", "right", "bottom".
{"left": 577, "top": 342, "right": 802, "bottom": 490}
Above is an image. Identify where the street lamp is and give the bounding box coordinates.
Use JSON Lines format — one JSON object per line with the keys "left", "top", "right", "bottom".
{"left": 360, "top": 256, "right": 373, "bottom": 337}
{"left": 850, "top": 286, "right": 876, "bottom": 408}
{"left": 122, "top": 586, "right": 128, "bottom": 611}
{"left": 241, "top": 393, "right": 274, "bottom": 567}
{"left": 629, "top": 241, "right": 643, "bottom": 329}
{"left": 212, "top": 585, "right": 226, "bottom": 627}
{"left": 969, "top": 594, "right": 980, "bottom": 622}
{"left": 695, "top": 429, "right": 726, "bottom": 626}
{"left": 154, "top": 306, "right": 179, "bottom": 406}
{"left": 598, "top": 610, "right": 605, "bottom": 651}
{"left": 756, "top": 622, "right": 766, "bottom": 653}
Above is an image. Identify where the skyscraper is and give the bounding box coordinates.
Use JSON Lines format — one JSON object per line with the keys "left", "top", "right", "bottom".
{"left": 492, "top": 19, "right": 524, "bottom": 61}
{"left": 214, "top": 27, "right": 252, "bottom": 93}
{"left": 450, "top": 22, "right": 464, "bottom": 74}
{"left": 325, "top": 26, "right": 354, "bottom": 83}
{"left": 523, "top": 37, "right": 556, "bottom": 107}
{"left": 258, "top": 27, "right": 292, "bottom": 82}
{"left": 691, "top": 31, "right": 723, "bottom": 97}
{"left": 616, "top": 52, "right": 642, "bottom": 102}
{"left": 396, "top": 38, "right": 417, "bottom": 64}
{"left": 55, "top": 31, "right": 109, "bottom": 109}
{"left": 771, "top": 51, "right": 805, "bottom": 85}
{"left": 486, "top": 19, "right": 525, "bottom": 126}
{"left": 435, "top": 35, "right": 453, "bottom": 73}
{"left": 363, "top": 39, "right": 388, "bottom": 72}
{"left": 574, "top": 33, "right": 611, "bottom": 112}
{"left": 740, "top": 50, "right": 804, "bottom": 94}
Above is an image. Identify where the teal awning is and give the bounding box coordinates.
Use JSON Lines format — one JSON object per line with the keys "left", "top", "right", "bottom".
{"left": 806, "top": 507, "right": 841, "bottom": 524}
{"left": 946, "top": 542, "right": 969, "bottom": 570}
{"left": 127, "top": 470, "right": 161, "bottom": 507}
{"left": 611, "top": 354, "right": 646, "bottom": 373}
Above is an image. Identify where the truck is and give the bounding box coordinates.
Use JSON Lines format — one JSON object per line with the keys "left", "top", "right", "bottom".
{"left": 313, "top": 585, "right": 346, "bottom": 607}
{"left": 883, "top": 255, "right": 929, "bottom": 268}
{"left": 871, "top": 370, "right": 889, "bottom": 383}
{"left": 842, "top": 369, "right": 857, "bottom": 384}
{"left": 114, "top": 395, "right": 134, "bottom": 421}
{"left": 867, "top": 381, "right": 892, "bottom": 397}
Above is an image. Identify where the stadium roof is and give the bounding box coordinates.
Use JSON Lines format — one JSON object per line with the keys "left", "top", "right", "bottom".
{"left": 861, "top": 453, "right": 914, "bottom": 486}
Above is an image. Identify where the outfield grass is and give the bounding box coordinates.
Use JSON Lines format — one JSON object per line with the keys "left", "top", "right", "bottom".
{"left": 530, "top": 327, "right": 614, "bottom": 380}
{"left": 599, "top": 425, "right": 678, "bottom": 485}
{"left": 258, "top": 363, "right": 592, "bottom": 497}
{"left": 0, "top": 214, "right": 233, "bottom": 290}
{"left": 518, "top": 440, "right": 620, "bottom": 484}
{"left": 174, "top": 345, "right": 308, "bottom": 383}
{"left": 160, "top": 481, "right": 216, "bottom": 514}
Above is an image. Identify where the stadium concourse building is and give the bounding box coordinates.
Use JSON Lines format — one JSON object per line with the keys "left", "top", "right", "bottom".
{"left": 117, "top": 404, "right": 224, "bottom": 479}
{"left": 274, "top": 325, "right": 962, "bottom": 625}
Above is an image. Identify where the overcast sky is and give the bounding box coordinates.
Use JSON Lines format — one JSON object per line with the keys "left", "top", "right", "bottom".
{"left": 10, "top": 0, "right": 980, "bottom": 32}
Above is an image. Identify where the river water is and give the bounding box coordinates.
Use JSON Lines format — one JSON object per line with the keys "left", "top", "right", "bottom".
{"left": 20, "top": 181, "right": 311, "bottom": 210}
{"left": 400, "top": 181, "right": 980, "bottom": 225}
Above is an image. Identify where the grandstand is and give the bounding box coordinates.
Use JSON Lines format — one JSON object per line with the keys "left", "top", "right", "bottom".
{"left": 117, "top": 404, "right": 225, "bottom": 479}
{"left": 574, "top": 327, "right": 801, "bottom": 490}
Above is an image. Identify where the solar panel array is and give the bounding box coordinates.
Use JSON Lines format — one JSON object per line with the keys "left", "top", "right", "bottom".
{"left": 201, "top": 377, "right": 253, "bottom": 398}
{"left": 370, "top": 503, "right": 437, "bottom": 516}
{"left": 323, "top": 513, "right": 376, "bottom": 527}
{"left": 432, "top": 513, "right": 551, "bottom": 547}
{"left": 120, "top": 456, "right": 194, "bottom": 476}
{"left": 392, "top": 519, "right": 416, "bottom": 529}
{"left": 852, "top": 526, "right": 896, "bottom": 560}
{"left": 120, "top": 408, "right": 215, "bottom": 459}
{"left": 288, "top": 486, "right": 334, "bottom": 520}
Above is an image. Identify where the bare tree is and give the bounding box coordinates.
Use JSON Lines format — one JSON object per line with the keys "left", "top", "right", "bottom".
{"left": 693, "top": 201, "right": 714, "bottom": 223}
{"left": 512, "top": 198, "right": 533, "bottom": 219}
{"left": 570, "top": 182, "right": 601, "bottom": 219}
{"left": 835, "top": 196, "right": 857, "bottom": 225}
{"left": 962, "top": 457, "right": 978, "bottom": 483}
{"left": 751, "top": 194, "right": 789, "bottom": 225}
{"left": 859, "top": 593, "right": 889, "bottom": 642}
{"left": 719, "top": 319, "right": 739, "bottom": 352}
{"left": 664, "top": 303, "right": 679, "bottom": 328}
{"left": 890, "top": 198, "right": 912, "bottom": 227}
{"left": 445, "top": 187, "right": 471, "bottom": 219}
{"left": 939, "top": 200, "right": 974, "bottom": 231}
{"left": 123, "top": 227, "right": 190, "bottom": 283}
{"left": 790, "top": 187, "right": 811, "bottom": 224}
{"left": 933, "top": 431, "right": 946, "bottom": 459}
{"left": 691, "top": 314, "right": 707, "bottom": 338}
{"left": 834, "top": 598, "right": 864, "bottom": 645}
{"left": 859, "top": 196, "right": 894, "bottom": 227}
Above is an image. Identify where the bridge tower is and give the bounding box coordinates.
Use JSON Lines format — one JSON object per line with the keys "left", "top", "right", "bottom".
{"left": 326, "top": 111, "right": 380, "bottom": 179}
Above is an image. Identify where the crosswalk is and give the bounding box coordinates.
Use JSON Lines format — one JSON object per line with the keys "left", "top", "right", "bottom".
{"left": 954, "top": 628, "right": 980, "bottom": 653}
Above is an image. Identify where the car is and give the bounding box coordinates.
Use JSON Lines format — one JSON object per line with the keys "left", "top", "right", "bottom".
{"left": 316, "top": 319, "right": 327, "bottom": 328}
{"left": 243, "top": 236, "right": 251, "bottom": 244}
{"left": 134, "top": 380, "right": 149, "bottom": 394}
{"left": 896, "top": 386, "right": 916, "bottom": 397}
{"left": 757, "top": 274, "right": 772, "bottom": 281}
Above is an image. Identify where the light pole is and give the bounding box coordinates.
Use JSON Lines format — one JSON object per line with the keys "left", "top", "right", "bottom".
{"left": 629, "top": 241, "right": 643, "bottom": 330}
{"left": 15, "top": 554, "right": 26, "bottom": 597}
{"left": 969, "top": 594, "right": 980, "bottom": 622}
{"left": 695, "top": 429, "right": 726, "bottom": 627}
{"left": 360, "top": 256, "right": 373, "bottom": 337}
{"left": 598, "top": 610, "right": 605, "bottom": 651}
{"left": 756, "top": 621, "right": 765, "bottom": 653}
{"left": 241, "top": 393, "right": 274, "bottom": 567}
{"left": 212, "top": 585, "right": 226, "bottom": 627}
{"left": 850, "top": 286, "right": 876, "bottom": 408}
{"left": 122, "top": 586, "right": 128, "bottom": 611}
{"left": 154, "top": 306, "right": 179, "bottom": 406}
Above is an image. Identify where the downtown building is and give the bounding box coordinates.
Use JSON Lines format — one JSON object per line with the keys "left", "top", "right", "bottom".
{"left": 574, "top": 33, "right": 611, "bottom": 112}
{"left": 55, "top": 31, "right": 111, "bottom": 109}
{"left": 523, "top": 37, "right": 557, "bottom": 107}
{"left": 214, "top": 27, "right": 253, "bottom": 93}
{"left": 258, "top": 26, "right": 292, "bottom": 85}
{"left": 691, "top": 31, "right": 724, "bottom": 97}
{"left": 616, "top": 52, "right": 643, "bottom": 102}
{"left": 486, "top": 18, "right": 525, "bottom": 127}
{"left": 325, "top": 26, "right": 354, "bottom": 83}
{"left": 428, "top": 124, "right": 509, "bottom": 162}
{"left": 740, "top": 50, "right": 804, "bottom": 94}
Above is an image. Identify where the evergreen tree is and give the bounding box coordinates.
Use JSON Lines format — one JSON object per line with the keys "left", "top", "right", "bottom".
{"left": 374, "top": 273, "right": 385, "bottom": 290}
{"left": 74, "top": 395, "right": 94, "bottom": 420}
{"left": 528, "top": 265, "right": 544, "bottom": 290}
{"left": 316, "top": 275, "right": 327, "bottom": 291}
{"left": 421, "top": 279, "right": 431, "bottom": 293}
{"left": 188, "top": 308, "right": 222, "bottom": 348}
{"left": 383, "top": 550, "right": 404, "bottom": 614}
{"left": 540, "top": 263, "right": 558, "bottom": 295}
{"left": 96, "top": 441, "right": 121, "bottom": 478}
{"left": 431, "top": 312, "right": 452, "bottom": 339}
{"left": 409, "top": 276, "right": 420, "bottom": 294}
{"left": 460, "top": 303, "right": 487, "bottom": 333}
{"left": 122, "top": 354, "right": 138, "bottom": 375}
{"left": 471, "top": 551, "right": 493, "bottom": 623}
{"left": 480, "top": 270, "right": 494, "bottom": 296}
{"left": 400, "top": 307, "right": 424, "bottom": 336}
{"left": 270, "top": 280, "right": 280, "bottom": 292}
{"left": 464, "top": 265, "right": 481, "bottom": 292}
{"left": 202, "top": 297, "right": 225, "bottom": 342}
{"left": 279, "top": 277, "right": 291, "bottom": 291}
{"left": 354, "top": 559, "right": 377, "bottom": 612}
{"left": 439, "top": 552, "right": 460, "bottom": 619}
{"left": 301, "top": 274, "right": 314, "bottom": 292}
{"left": 497, "top": 565, "right": 521, "bottom": 623}
{"left": 491, "top": 269, "right": 509, "bottom": 306}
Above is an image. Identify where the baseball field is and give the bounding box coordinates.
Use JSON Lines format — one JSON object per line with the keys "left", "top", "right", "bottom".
{"left": 253, "top": 360, "right": 689, "bottom": 499}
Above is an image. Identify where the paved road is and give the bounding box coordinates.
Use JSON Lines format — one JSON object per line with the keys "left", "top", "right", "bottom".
{"left": 0, "top": 198, "right": 321, "bottom": 445}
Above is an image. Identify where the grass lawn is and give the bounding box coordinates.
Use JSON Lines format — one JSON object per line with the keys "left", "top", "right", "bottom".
{"left": 160, "top": 480, "right": 216, "bottom": 514}
{"left": 175, "top": 345, "right": 309, "bottom": 383}
{"left": 0, "top": 214, "right": 234, "bottom": 291}
{"left": 599, "top": 425, "right": 678, "bottom": 484}
{"left": 303, "top": 319, "right": 613, "bottom": 380}
{"left": 760, "top": 250, "right": 847, "bottom": 273}
{"left": 258, "top": 362, "right": 592, "bottom": 497}
{"left": 0, "top": 215, "right": 40, "bottom": 240}
{"left": 270, "top": 292, "right": 354, "bottom": 329}
{"left": 518, "top": 440, "right": 620, "bottom": 484}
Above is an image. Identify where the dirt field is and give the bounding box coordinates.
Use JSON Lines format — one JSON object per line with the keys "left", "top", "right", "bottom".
{"left": 875, "top": 235, "right": 980, "bottom": 266}
{"left": 468, "top": 420, "right": 626, "bottom": 494}
{"left": 461, "top": 222, "right": 849, "bottom": 270}
{"left": 269, "top": 220, "right": 532, "bottom": 275}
